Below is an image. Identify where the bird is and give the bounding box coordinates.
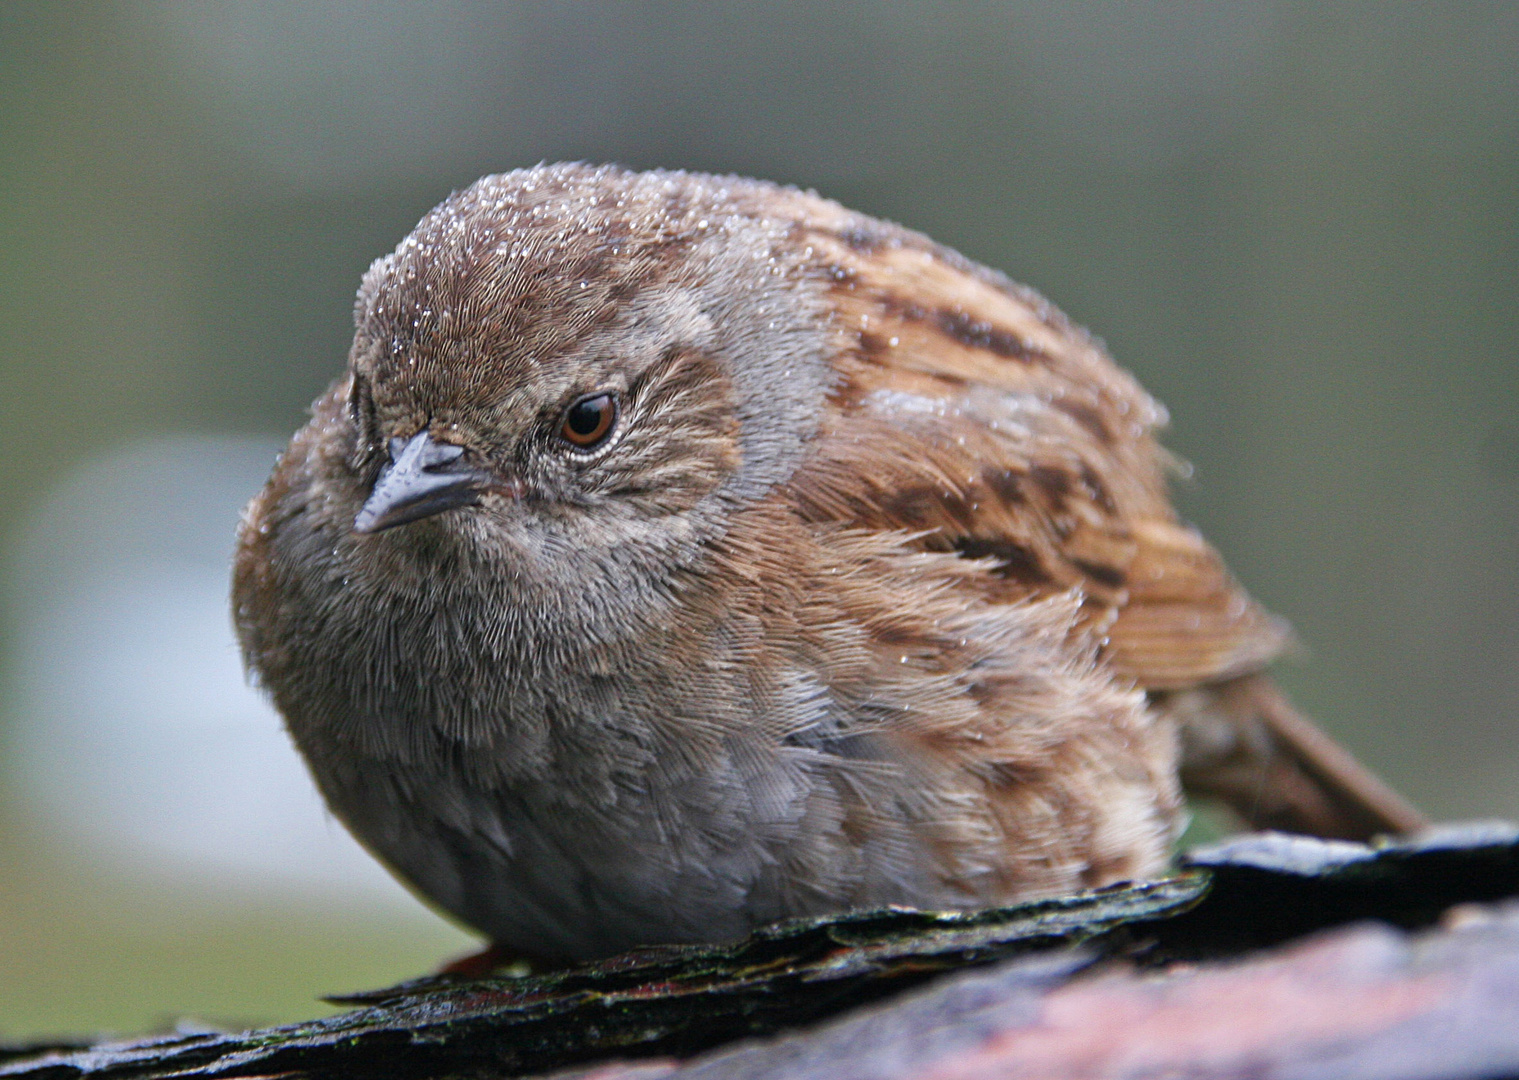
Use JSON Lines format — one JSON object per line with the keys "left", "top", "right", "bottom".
{"left": 233, "top": 163, "right": 1425, "bottom": 966}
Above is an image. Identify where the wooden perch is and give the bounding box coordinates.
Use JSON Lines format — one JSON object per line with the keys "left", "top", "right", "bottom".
{"left": 4, "top": 824, "right": 1517, "bottom": 1080}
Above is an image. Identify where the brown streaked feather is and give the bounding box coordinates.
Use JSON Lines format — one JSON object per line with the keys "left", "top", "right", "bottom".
{"left": 1106, "top": 519, "right": 1290, "bottom": 689}
{"left": 777, "top": 210, "right": 1284, "bottom": 694}
{"left": 763, "top": 193, "right": 1419, "bottom": 841}
{"left": 706, "top": 495, "right": 1182, "bottom": 902}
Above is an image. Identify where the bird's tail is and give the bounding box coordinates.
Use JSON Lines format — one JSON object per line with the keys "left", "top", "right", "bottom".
{"left": 1165, "top": 673, "right": 1427, "bottom": 841}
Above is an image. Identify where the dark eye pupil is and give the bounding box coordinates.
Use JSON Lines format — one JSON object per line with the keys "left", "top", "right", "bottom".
{"left": 561, "top": 393, "right": 615, "bottom": 447}
{"left": 567, "top": 399, "right": 603, "bottom": 435}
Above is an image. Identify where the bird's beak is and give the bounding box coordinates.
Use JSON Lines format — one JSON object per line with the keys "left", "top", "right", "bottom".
{"left": 353, "top": 431, "right": 492, "bottom": 534}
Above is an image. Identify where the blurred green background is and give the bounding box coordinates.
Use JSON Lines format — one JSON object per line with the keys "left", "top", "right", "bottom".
{"left": 1, "top": 0, "right": 1515, "bottom": 1041}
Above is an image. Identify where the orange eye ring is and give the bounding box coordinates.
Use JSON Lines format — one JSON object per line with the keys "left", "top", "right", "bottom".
{"left": 560, "top": 393, "right": 617, "bottom": 449}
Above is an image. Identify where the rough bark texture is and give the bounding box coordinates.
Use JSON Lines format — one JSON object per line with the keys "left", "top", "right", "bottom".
{"left": 4, "top": 824, "right": 1517, "bottom": 1080}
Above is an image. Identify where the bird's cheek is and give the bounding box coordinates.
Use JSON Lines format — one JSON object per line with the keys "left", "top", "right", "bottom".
{"left": 478, "top": 477, "right": 529, "bottom": 511}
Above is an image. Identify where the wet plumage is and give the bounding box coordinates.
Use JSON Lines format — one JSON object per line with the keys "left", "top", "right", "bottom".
{"left": 234, "top": 164, "right": 1421, "bottom": 963}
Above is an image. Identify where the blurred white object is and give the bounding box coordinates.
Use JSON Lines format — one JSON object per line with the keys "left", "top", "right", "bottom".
{"left": 2, "top": 437, "right": 428, "bottom": 910}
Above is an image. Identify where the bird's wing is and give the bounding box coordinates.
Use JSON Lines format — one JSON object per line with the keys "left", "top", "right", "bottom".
{"left": 777, "top": 210, "right": 1287, "bottom": 691}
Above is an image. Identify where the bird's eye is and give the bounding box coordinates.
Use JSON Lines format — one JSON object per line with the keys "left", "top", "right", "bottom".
{"left": 560, "top": 393, "right": 617, "bottom": 449}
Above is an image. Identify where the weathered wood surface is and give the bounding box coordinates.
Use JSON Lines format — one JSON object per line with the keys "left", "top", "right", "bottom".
{"left": 4, "top": 824, "right": 1517, "bottom": 1080}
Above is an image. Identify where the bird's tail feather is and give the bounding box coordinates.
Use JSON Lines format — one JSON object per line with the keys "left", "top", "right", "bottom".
{"left": 1167, "top": 673, "right": 1427, "bottom": 841}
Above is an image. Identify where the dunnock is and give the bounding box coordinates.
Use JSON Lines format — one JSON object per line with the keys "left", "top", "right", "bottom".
{"left": 234, "top": 164, "right": 1423, "bottom": 964}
